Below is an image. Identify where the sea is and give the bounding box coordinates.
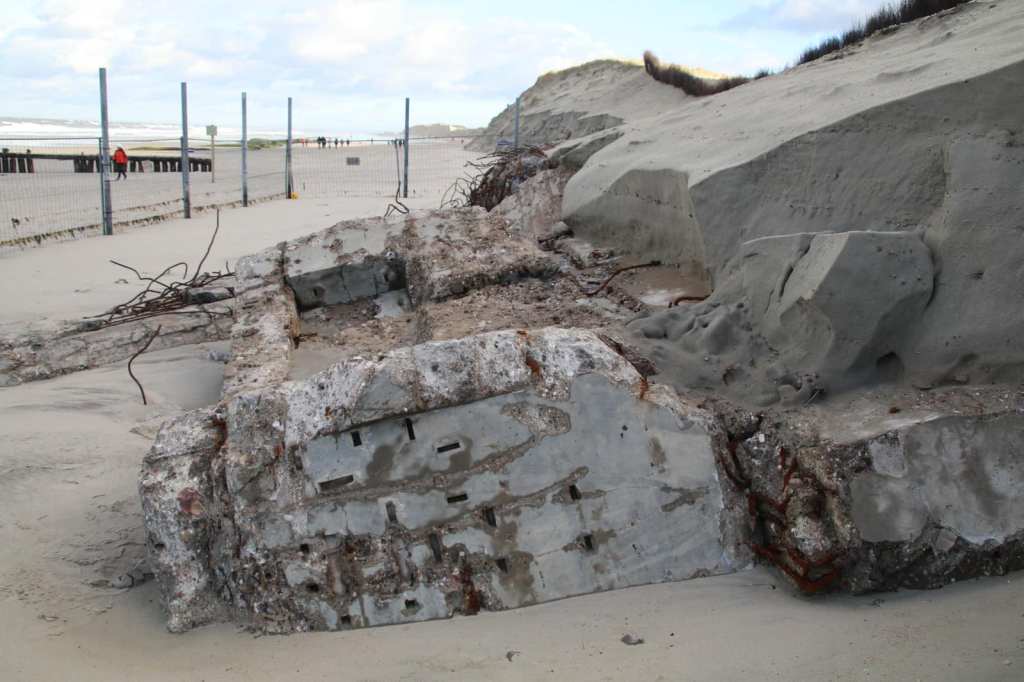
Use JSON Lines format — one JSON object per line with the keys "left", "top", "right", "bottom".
{"left": 0, "top": 117, "right": 387, "bottom": 145}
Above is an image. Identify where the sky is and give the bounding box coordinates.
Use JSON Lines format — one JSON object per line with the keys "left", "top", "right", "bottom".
{"left": 1, "top": 0, "right": 900, "bottom": 135}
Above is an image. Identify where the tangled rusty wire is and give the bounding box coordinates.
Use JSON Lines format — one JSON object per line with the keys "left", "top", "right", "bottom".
{"left": 84, "top": 214, "right": 235, "bottom": 330}
{"left": 441, "top": 145, "right": 550, "bottom": 211}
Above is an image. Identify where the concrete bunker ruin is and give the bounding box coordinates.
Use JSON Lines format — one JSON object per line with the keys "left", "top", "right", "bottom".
{"left": 140, "top": 207, "right": 741, "bottom": 632}
{"left": 140, "top": 200, "right": 1024, "bottom": 634}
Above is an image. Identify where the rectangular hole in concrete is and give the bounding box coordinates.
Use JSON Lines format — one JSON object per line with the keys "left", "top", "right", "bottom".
{"left": 386, "top": 501, "right": 398, "bottom": 523}
{"left": 350, "top": 430, "right": 362, "bottom": 447}
{"left": 319, "top": 474, "right": 355, "bottom": 493}
{"left": 569, "top": 484, "right": 582, "bottom": 501}
{"left": 404, "top": 599, "right": 420, "bottom": 611}
{"left": 405, "top": 418, "right": 416, "bottom": 441}
{"left": 340, "top": 615, "right": 352, "bottom": 626}
{"left": 428, "top": 532, "right": 444, "bottom": 562}
{"left": 495, "top": 557, "right": 509, "bottom": 573}
{"left": 582, "top": 534, "right": 595, "bottom": 552}
{"left": 436, "top": 442, "right": 461, "bottom": 454}
{"left": 446, "top": 492, "right": 469, "bottom": 504}
{"left": 483, "top": 507, "right": 497, "bottom": 527}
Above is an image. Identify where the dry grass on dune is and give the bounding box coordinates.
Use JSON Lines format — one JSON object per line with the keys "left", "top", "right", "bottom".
{"left": 798, "top": 0, "right": 972, "bottom": 64}
{"left": 644, "top": 0, "right": 972, "bottom": 95}
{"left": 642, "top": 51, "right": 751, "bottom": 96}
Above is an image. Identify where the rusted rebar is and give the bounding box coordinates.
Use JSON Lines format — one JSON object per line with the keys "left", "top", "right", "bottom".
{"left": 86, "top": 220, "right": 234, "bottom": 329}
{"left": 128, "top": 325, "right": 162, "bottom": 405}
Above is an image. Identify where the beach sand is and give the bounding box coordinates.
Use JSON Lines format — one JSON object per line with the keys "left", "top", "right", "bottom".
{"left": 0, "top": 198, "right": 1021, "bottom": 681}
{"left": 0, "top": 138, "right": 479, "bottom": 250}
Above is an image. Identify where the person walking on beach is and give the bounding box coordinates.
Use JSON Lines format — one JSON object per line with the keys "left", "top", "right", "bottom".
{"left": 113, "top": 147, "right": 128, "bottom": 180}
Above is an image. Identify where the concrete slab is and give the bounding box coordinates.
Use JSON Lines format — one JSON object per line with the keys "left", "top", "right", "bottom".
{"left": 141, "top": 328, "right": 736, "bottom": 633}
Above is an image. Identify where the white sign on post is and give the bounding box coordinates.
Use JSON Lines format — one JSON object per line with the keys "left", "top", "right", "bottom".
{"left": 206, "top": 125, "right": 217, "bottom": 183}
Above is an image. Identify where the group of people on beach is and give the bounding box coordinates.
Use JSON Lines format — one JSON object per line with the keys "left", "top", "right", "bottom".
{"left": 301, "top": 137, "right": 406, "bottom": 148}
{"left": 312, "top": 137, "right": 350, "bottom": 148}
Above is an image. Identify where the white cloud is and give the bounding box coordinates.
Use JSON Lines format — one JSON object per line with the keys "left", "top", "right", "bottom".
{"left": 288, "top": 0, "right": 403, "bottom": 63}
{"left": 1, "top": 0, "right": 616, "bottom": 129}
{"left": 727, "top": 0, "right": 894, "bottom": 33}
{"left": 137, "top": 41, "right": 179, "bottom": 70}
{"left": 187, "top": 57, "right": 237, "bottom": 79}
{"left": 40, "top": 0, "right": 127, "bottom": 33}
{"left": 284, "top": 2, "right": 614, "bottom": 95}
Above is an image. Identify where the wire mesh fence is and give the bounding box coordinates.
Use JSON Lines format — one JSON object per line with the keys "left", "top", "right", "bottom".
{"left": 182, "top": 137, "right": 287, "bottom": 211}
{"left": 0, "top": 124, "right": 497, "bottom": 255}
{"left": 0, "top": 137, "right": 108, "bottom": 249}
{"left": 0, "top": 65, "right": 527, "bottom": 256}
{"left": 289, "top": 135, "right": 484, "bottom": 200}
{"left": 108, "top": 137, "right": 207, "bottom": 229}
{"left": 405, "top": 136, "right": 484, "bottom": 199}
{"left": 292, "top": 138, "right": 401, "bottom": 198}
{"left": 0, "top": 136, "right": 289, "bottom": 253}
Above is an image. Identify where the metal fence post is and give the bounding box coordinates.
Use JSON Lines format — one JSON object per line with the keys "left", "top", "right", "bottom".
{"left": 241, "top": 92, "right": 248, "bottom": 207}
{"left": 98, "top": 67, "right": 113, "bottom": 236}
{"left": 402, "top": 97, "right": 410, "bottom": 198}
{"left": 514, "top": 96, "right": 520, "bottom": 150}
{"left": 209, "top": 127, "right": 216, "bottom": 184}
{"left": 286, "top": 96, "right": 293, "bottom": 197}
{"left": 180, "top": 81, "right": 191, "bottom": 218}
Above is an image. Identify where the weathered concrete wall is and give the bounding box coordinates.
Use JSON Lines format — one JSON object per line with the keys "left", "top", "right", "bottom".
{"left": 850, "top": 413, "right": 1024, "bottom": 546}
{"left": 283, "top": 214, "right": 406, "bottom": 310}
{"left": 221, "top": 243, "right": 299, "bottom": 399}
{"left": 713, "top": 387, "right": 1024, "bottom": 594}
{"left": 139, "top": 407, "right": 227, "bottom": 632}
{"left": 143, "top": 328, "right": 738, "bottom": 633}
{"left": 0, "top": 308, "right": 233, "bottom": 387}
{"left": 281, "top": 209, "right": 558, "bottom": 310}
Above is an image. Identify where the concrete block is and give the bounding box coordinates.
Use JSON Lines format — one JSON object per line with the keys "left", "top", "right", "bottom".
{"left": 139, "top": 407, "right": 226, "bottom": 632}
{"left": 715, "top": 388, "right": 1024, "bottom": 594}
{"left": 142, "top": 328, "right": 734, "bottom": 633}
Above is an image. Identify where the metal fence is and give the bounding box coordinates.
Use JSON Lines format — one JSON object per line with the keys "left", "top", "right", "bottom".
{"left": 0, "top": 72, "right": 514, "bottom": 255}
{"left": 0, "top": 136, "right": 289, "bottom": 250}
{"left": 288, "top": 135, "right": 483, "bottom": 199}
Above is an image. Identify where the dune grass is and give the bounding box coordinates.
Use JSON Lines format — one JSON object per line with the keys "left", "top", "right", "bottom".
{"left": 643, "top": 51, "right": 751, "bottom": 97}
{"left": 798, "top": 0, "right": 971, "bottom": 64}
{"left": 644, "top": 0, "right": 971, "bottom": 96}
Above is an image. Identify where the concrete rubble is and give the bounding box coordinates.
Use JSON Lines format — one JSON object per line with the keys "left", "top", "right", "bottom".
{"left": 140, "top": 196, "right": 1024, "bottom": 634}
{"left": 143, "top": 203, "right": 748, "bottom": 633}
{"left": 142, "top": 326, "right": 738, "bottom": 633}
{"left": 0, "top": 307, "right": 233, "bottom": 387}
{"left": 712, "top": 385, "right": 1024, "bottom": 593}
{"left": 138, "top": 7, "right": 1024, "bottom": 631}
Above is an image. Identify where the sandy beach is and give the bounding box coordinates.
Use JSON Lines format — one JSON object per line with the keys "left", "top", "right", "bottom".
{"left": 0, "top": 139, "right": 480, "bottom": 250}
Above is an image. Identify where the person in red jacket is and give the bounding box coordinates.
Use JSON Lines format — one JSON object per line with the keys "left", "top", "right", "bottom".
{"left": 113, "top": 146, "right": 128, "bottom": 180}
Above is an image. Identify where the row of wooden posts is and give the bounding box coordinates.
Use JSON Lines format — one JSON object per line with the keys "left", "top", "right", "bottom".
{"left": 0, "top": 148, "right": 212, "bottom": 175}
